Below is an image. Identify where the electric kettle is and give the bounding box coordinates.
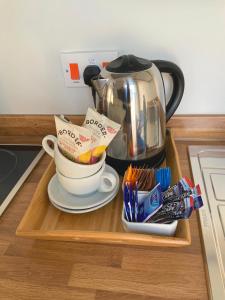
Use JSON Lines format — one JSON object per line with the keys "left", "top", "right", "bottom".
{"left": 84, "top": 54, "right": 184, "bottom": 174}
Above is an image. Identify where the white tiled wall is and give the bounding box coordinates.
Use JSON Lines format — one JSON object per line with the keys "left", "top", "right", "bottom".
{"left": 0, "top": 0, "right": 225, "bottom": 114}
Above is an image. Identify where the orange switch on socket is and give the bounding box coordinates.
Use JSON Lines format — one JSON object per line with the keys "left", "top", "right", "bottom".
{"left": 69, "top": 63, "right": 80, "bottom": 80}
{"left": 102, "top": 61, "right": 109, "bottom": 68}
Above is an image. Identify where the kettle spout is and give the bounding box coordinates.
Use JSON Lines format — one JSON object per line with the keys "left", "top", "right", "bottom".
{"left": 91, "top": 77, "right": 108, "bottom": 99}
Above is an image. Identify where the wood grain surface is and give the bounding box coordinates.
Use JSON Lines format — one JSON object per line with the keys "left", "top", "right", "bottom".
{"left": 0, "top": 137, "right": 211, "bottom": 299}
{"left": 1, "top": 114, "right": 225, "bottom": 139}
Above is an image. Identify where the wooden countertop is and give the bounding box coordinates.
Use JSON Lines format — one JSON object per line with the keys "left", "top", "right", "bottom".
{"left": 0, "top": 115, "right": 225, "bottom": 300}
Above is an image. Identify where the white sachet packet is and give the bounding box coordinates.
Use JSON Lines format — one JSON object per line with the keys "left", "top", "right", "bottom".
{"left": 54, "top": 115, "right": 93, "bottom": 164}
{"left": 83, "top": 108, "right": 121, "bottom": 163}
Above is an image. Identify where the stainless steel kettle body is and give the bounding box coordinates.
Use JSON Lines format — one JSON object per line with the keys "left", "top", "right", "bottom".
{"left": 84, "top": 55, "right": 184, "bottom": 174}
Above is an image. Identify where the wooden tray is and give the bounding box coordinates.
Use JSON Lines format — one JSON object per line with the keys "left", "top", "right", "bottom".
{"left": 16, "top": 131, "right": 191, "bottom": 247}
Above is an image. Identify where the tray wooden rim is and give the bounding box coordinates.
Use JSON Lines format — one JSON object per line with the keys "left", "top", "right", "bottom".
{"left": 16, "top": 129, "right": 191, "bottom": 247}
{"left": 17, "top": 229, "right": 190, "bottom": 246}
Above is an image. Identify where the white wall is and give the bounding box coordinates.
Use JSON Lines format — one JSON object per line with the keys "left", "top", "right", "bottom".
{"left": 0, "top": 0, "right": 225, "bottom": 115}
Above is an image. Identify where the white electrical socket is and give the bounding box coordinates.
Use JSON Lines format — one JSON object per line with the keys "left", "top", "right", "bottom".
{"left": 60, "top": 50, "right": 118, "bottom": 87}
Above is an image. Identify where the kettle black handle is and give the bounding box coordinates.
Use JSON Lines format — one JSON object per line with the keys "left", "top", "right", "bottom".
{"left": 151, "top": 60, "right": 185, "bottom": 121}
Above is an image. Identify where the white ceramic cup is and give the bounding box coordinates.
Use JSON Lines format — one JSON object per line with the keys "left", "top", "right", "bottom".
{"left": 56, "top": 163, "right": 117, "bottom": 195}
{"left": 42, "top": 135, "right": 106, "bottom": 178}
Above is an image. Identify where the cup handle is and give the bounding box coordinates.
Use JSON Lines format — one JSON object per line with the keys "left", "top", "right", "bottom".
{"left": 42, "top": 135, "right": 57, "bottom": 158}
{"left": 98, "top": 171, "right": 117, "bottom": 193}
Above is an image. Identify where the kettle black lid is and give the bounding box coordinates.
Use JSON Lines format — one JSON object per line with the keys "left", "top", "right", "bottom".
{"left": 106, "top": 55, "right": 152, "bottom": 73}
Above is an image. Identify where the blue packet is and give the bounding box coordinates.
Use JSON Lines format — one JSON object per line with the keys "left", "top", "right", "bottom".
{"left": 134, "top": 184, "right": 138, "bottom": 222}
{"left": 123, "top": 182, "right": 139, "bottom": 222}
{"left": 123, "top": 184, "right": 132, "bottom": 222}
{"left": 193, "top": 194, "right": 203, "bottom": 210}
{"left": 137, "top": 183, "right": 163, "bottom": 222}
{"left": 129, "top": 183, "right": 136, "bottom": 222}
{"left": 155, "top": 167, "right": 171, "bottom": 192}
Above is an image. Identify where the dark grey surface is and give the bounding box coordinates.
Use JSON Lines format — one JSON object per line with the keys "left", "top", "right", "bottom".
{"left": 0, "top": 145, "right": 42, "bottom": 205}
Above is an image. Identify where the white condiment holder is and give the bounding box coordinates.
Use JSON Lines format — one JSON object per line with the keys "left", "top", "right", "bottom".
{"left": 121, "top": 187, "right": 178, "bottom": 237}
{"left": 121, "top": 207, "right": 178, "bottom": 236}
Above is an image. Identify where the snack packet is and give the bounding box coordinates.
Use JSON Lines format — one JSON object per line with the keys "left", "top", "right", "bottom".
{"left": 83, "top": 108, "right": 121, "bottom": 163}
{"left": 148, "top": 194, "right": 195, "bottom": 223}
{"left": 162, "top": 177, "right": 195, "bottom": 203}
{"left": 148, "top": 182, "right": 203, "bottom": 223}
{"left": 54, "top": 115, "right": 93, "bottom": 164}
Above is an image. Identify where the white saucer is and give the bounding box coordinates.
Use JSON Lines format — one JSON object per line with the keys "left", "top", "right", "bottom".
{"left": 47, "top": 164, "right": 119, "bottom": 213}
{"left": 49, "top": 193, "right": 117, "bottom": 214}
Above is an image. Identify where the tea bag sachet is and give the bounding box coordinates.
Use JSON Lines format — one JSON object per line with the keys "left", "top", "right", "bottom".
{"left": 83, "top": 108, "right": 121, "bottom": 163}
{"left": 54, "top": 115, "right": 93, "bottom": 164}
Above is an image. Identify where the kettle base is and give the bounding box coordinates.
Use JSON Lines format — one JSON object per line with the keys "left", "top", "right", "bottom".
{"left": 106, "top": 150, "right": 166, "bottom": 176}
